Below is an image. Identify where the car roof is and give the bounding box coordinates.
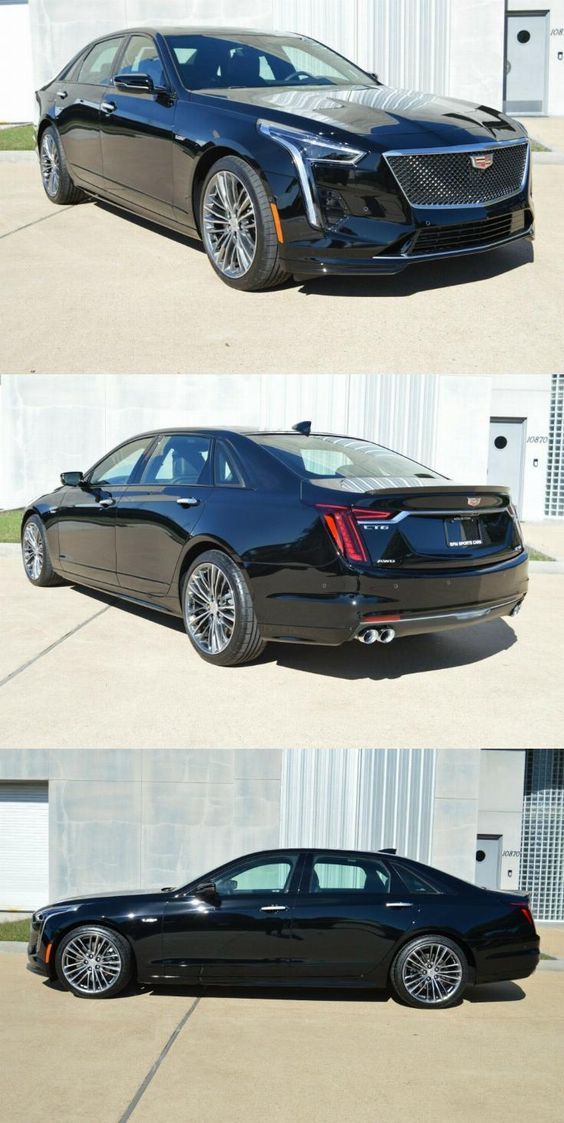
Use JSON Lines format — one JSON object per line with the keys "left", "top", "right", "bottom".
{"left": 111, "top": 427, "right": 356, "bottom": 440}
{"left": 108, "top": 27, "right": 301, "bottom": 39}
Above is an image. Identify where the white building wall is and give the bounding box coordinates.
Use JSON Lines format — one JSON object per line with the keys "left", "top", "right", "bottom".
{"left": 508, "top": 1, "right": 564, "bottom": 115}
{"left": 431, "top": 750, "right": 481, "bottom": 884}
{"left": 0, "top": 374, "right": 552, "bottom": 516}
{"left": 478, "top": 749, "right": 526, "bottom": 891}
{"left": 0, "top": 2, "right": 34, "bottom": 122}
{"left": 26, "top": 0, "right": 502, "bottom": 105}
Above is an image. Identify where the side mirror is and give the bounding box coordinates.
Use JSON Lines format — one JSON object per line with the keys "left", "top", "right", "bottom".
{"left": 114, "top": 71, "right": 155, "bottom": 93}
{"left": 192, "top": 880, "right": 219, "bottom": 902}
{"left": 60, "top": 471, "right": 84, "bottom": 487}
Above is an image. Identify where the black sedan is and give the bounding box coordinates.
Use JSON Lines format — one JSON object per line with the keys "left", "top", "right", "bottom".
{"left": 21, "top": 425, "right": 528, "bottom": 665}
{"left": 35, "top": 27, "right": 533, "bottom": 290}
{"left": 27, "top": 847, "right": 540, "bottom": 1007}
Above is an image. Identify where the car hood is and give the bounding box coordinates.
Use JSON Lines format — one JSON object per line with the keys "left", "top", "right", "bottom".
{"left": 201, "top": 83, "right": 527, "bottom": 148}
{"left": 41, "top": 889, "right": 169, "bottom": 910}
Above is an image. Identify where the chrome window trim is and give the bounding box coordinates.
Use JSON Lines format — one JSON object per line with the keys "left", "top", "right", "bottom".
{"left": 383, "top": 138, "right": 530, "bottom": 209}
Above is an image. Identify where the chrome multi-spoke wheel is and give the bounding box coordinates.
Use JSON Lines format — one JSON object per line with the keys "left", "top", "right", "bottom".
{"left": 401, "top": 941, "right": 463, "bottom": 1005}
{"left": 22, "top": 521, "right": 44, "bottom": 581}
{"left": 202, "top": 171, "right": 257, "bottom": 278}
{"left": 186, "top": 562, "right": 236, "bottom": 655}
{"left": 40, "top": 132, "right": 60, "bottom": 198}
{"left": 60, "top": 932, "right": 123, "bottom": 995}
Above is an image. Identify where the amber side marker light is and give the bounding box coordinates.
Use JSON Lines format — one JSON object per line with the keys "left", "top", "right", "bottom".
{"left": 45, "top": 942, "right": 53, "bottom": 963}
{"left": 270, "top": 202, "right": 284, "bottom": 243}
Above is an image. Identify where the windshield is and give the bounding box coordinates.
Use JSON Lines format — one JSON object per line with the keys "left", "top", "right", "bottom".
{"left": 253, "top": 434, "right": 443, "bottom": 481}
{"left": 165, "top": 33, "right": 374, "bottom": 91}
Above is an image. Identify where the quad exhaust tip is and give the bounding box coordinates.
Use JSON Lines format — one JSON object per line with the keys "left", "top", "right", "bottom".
{"left": 357, "top": 626, "right": 396, "bottom": 645}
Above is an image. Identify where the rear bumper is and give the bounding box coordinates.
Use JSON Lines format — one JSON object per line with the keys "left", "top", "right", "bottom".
{"left": 257, "top": 553, "right": 528, "bottom": 646}
{"left": 475, "top": 942, "right": 540, "bottom": 984}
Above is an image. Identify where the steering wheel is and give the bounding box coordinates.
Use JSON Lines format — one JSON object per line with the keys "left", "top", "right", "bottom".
{"left": 282, "top": 70, "right": 314, "bottom": 84}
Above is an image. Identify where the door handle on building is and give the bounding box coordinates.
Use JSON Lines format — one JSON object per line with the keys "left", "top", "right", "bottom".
{"left": 260, "top": 905, "right": 287, "bottom": 912}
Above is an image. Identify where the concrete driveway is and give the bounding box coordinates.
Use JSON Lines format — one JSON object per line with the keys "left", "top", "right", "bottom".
{"left": 1, "top": 552, "right": 562, "bottom": 749}
{"left": 0, "top": 154, "right": 563, "bottom": 375}
{"left": 0, "top": 949, "right": 561, "bottom": 1123}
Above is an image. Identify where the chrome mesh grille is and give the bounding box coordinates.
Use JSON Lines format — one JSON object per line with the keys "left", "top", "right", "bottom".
{"left": 386, "top": 143, "right": 528, "bottom": 207}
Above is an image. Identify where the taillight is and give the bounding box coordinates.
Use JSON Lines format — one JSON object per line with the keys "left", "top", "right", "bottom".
{"left": 511, "top": 903, "right": 535, "bottom": 928}
{"left": 315, "top": 505, "right": 392, "bottom": 564}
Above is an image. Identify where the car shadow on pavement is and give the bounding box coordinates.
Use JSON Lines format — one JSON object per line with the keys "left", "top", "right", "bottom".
{"left": 464, "top": 981, "right": 526, "bottom": 1003}
{"left": 66, "top": 583, "right": 518, "bottom": 680}
{"left": 92, "top": 198, "right": 533, "bottom": 297}
{"left": 297, "top": 239, "right": 534, "bottom": 298}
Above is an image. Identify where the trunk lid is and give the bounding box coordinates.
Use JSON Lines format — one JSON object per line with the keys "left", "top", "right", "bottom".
{"left": 303, "top": 478, "right": 524, "bottom": 570}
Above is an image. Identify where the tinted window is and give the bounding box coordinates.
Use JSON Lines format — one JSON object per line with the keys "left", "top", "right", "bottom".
{"left": 215, "top": 857, "right": 296, "bottom": 895}
{"left": 140, "top": 434, "right": 211, "bottom": 485}
{"left": 78, "top": 38, "right": 125, "bottom": 85}
{"left": 89, "top": 437, "right": 150, "bottom": 486}
{"left": 166, "top": 32, "right": 372, "bottom": 90}
{"left": 310, "top": 856, "right": 391, "bottom": 893}
{"left": 253, "top": 434, "right": 443, "bottom": 482}
{"left": 119, "top": 34, "right": 166, "bottom": 88}
{"left": 214, "top": 441, "right": 243, "bottom": 486}
{"left": 393, "top": 863, "right": 443, "bottom": 895}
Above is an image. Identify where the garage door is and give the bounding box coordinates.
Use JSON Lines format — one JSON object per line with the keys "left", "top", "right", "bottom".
{"left": 0, "top": 784, "right": 49, "bottom": 910}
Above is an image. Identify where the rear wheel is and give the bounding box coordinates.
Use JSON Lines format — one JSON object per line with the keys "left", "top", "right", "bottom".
{"left": 21, "top": 515, "right": 65, "bottom": 587}
{"left": 390, "top": 935, "right": 468, "bottom": 1009}
{"left": 182, "top": 549, "right": 265, "bottom": 666}
{"left": 200, "top": 155, "right": 290, "bottom": 291}
{"left": 39, "top": 125, "right": 85, "bottom": 205}
{"left": 56, "top": 926, "right": 133, "bottom": 999}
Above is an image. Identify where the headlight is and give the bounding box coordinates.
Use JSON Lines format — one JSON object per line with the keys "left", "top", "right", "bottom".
{"left": 258, "top": 119, "right": 366, "bottom": 228}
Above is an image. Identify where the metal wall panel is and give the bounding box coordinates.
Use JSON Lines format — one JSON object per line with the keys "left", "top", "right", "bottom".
{"left": 279, "top": 748, "right": 436, "bottom": 861}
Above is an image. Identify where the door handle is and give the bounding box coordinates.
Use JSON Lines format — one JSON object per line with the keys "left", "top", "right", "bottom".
{"left": 98, "top": 498, "right": 115, "bottom": 508}
{"left": 260, "top": 905, "right": 287, "bottom": 912}
{"left": 385, "top": 902, "right": 413, "bottom": 909}
{"left": 101, "top": 100, "right": 117, "bottom": 115}
{"left": 176, "top": 497, "right": 199, "bottom": 508}
{"left": 56, "top": 90, "right": 68, "bottom": 100}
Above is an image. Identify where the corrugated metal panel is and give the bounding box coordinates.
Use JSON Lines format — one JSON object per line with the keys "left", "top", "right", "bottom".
{"left": 0, "top": 783, "right": 49, "bottom": 910}
{"left": 258, "top": 374, "right": 439, "bottom": 467}
{"left": 279, "top": 749, "right": 436, "bottom": 861}
{"left": 271, "top": 0, "right": 452, "bottom": 93}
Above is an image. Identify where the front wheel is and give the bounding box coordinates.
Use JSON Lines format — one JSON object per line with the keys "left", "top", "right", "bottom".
{"left": 55, "top": 926, "right": 133, "bottom": 999}
{"left": 390, "top": 935, "right": 468, "bottom": 1009}
{"left": 182, "top": 549, "right": 266, "bottom": 666}
{"left": 22, "top": 515, "right": 65, "bottom": 587}
{"left": 200, "top": 155, "right": 290, "bottom": 291}
{"left": 39, "top": 125, "right": 85, "bottom": 205}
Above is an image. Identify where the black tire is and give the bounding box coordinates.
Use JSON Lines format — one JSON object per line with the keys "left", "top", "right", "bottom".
{"left": 390, "top": 935, "right": 469, "bottom": 1010}
{"left": 200, "top": 155, "right": 290, "bottom": 291}
{"left": 39, "top": 125, "right": 85, "bottom": 205}
{"left": 21, "top": 514, "right": 66, "bottom": 587}
{"left": 182, "top": 549, "right": 266, "bottom": 666}
{"left": 55, "top": 925, "right": 133, "bottom": 999}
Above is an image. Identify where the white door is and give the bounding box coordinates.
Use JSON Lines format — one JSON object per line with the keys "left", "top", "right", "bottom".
{"left": 488, "top": 417, "right": 526, "bottom": 515}
{"left": 0, "top": 784, "right": 49, "bottom": 910}
{"left": 506, "top": 12, "right": 549, "bottom": 115}
{"left": 475, "top": 836, "right": 502, "bottom": 890}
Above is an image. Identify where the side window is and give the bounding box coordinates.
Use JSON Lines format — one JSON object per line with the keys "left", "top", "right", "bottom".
{"left": 78, "top": 38, "right": 125, "bottom": 86}
{"left": 140, "top": 434, "right": 211, "bottom": 485}
{"left": 119, "top": 34, "right": 166, "bottom": 88}
{"left": 89, "top": 438, "right": 150, "bottom": 487}
{"left": 392, "top": 863, "right": 442, "bottom": 895}
{"left": 310, "top": 856, "right": 391, "bottom": 894}
{"left": 215, "top": 858, "right": 296, "bottom": 896}
{"left": 214, "top": 441, "right": 243, "bottom": 487}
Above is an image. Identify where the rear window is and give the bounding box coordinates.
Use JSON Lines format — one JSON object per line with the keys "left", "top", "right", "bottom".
{"left": 253, "top": 434, "right": 442, "bottom": 482}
